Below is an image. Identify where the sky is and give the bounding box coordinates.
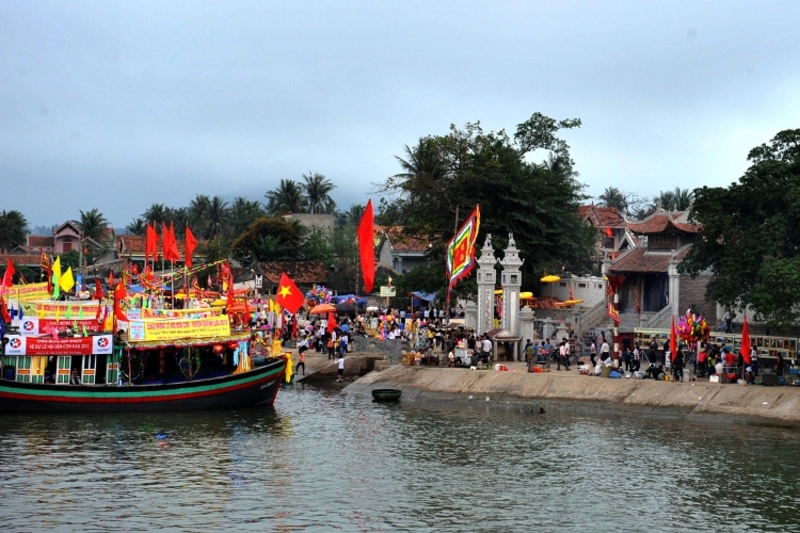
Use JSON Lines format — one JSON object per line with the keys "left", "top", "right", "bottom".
{"left": 2, "top": 0, "right": 799, "bottom": 229}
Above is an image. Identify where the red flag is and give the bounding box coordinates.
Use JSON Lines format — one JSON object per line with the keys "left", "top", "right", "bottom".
{"left": 95, "top": 277, "right": 104, "bottom": 301}
{"left": 0, "top": 296, "right": 10, "bottom": 323}
{"left": 741, "top": 315, "right": 752, "bottom": 365}
{"left": 670, "top": 315, "right": 677, "bottom": 363}
{"left": 108, "top": 270, "right": 114, "bottom": 287}
{"left": 357, "top": 199, "right": 375, "bottom": 294}
{"left": 161, "top": 222, "right": 170, "bottom": 260}
{"left": 327, "top": 311, "right": 335, "bottom": 333}
{"left": 169, "top": 222, "right": 181, "bottom": 262}
{"left": 113, "top": 281, "right": 128, "bottom": 325}
{"left": 607, "top": 301, "right": 619, "bottom": 326}
{"left": 2, "top": 258, "right": 15, "bottom": 292}
{"left": 274, "top": 272, "right": 303, "bottom": 314}
{"left": 605, "top": 226, "right": 613, "bottom": 238}
{"left": 145, "top": 223, "right": 158, "bottom": 262}
{"left": 95, "top": 301, "right": 107, "bottom": 327}
{"left": 185, "top": 225, "right": 197, "bottom": 269}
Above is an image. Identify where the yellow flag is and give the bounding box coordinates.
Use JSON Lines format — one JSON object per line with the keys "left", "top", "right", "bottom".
{"left": 60, "top": 266, "right": 75, "bottom": 293}
{"left": 285, "top": 354, "right": 293, "bottom": 383}
{"left": 52, "top": 256, "right": 62, "bottom": 278}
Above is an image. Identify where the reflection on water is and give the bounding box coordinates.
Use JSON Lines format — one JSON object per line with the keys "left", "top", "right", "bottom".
{"left": 1, "top": 383, "right": 798, "bottom": 532}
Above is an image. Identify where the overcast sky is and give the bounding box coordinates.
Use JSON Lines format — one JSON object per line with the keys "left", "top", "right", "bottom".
{"left": 2, "top": 0, "right": 799, "bottom": 229}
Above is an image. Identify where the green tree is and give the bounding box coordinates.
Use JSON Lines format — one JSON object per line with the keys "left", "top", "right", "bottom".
{"left": 679, "top": 129, "right": 800, "bottom": 329}
{"left": 598, "top": 187, "right": 628, "bottom": 213}
{"left": 126, "top": 218, "right": 146, "bottom": 236}
{"left": 75, "top": 208, "right": 109, "bottom": 242}
{"left": 302, "top": 172, "right": 336, "bottom": 214}
{"left": 231, "top": 217, "right": 301, "bottom": 262}
{"left": 143, "top": 203, "right": 169, "bottom": 226}
{"left": 336, "top": 203, "right": 365, "bottom": 228}
{"left": 656, "top": 187, "right": 694, "bottom": 211}
{"left": 265, "top": 179, "right": 305, "bottom": 215}
{"left": 0, "top": 210, "right": 28, "bottom": 253}
{"left": 230, "top": 196, "right": 265, "bottom": 237}
{"left": 378, "top": 112, "right": 595, "bottom": 292}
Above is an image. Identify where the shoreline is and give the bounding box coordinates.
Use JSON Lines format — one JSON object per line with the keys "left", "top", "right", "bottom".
{"left": 344, "top": 364, "right": 800, "bottom": 427}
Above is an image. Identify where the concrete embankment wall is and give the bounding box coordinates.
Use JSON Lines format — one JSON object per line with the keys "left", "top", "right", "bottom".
{"left": 345, "top": 366, "right": 800, "bottom": 426}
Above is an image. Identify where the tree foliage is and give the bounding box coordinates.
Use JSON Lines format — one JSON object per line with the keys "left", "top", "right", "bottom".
{"left": 230, "top": 217, "right": 301, "bottom": 263}
{"left": 0, "top": 210, "right": 28, "bottom": 253}
{"left": 679, "top": 129, "right": 800, "bottom": 329}
{"left": 376, "top": 112, "right": 596, "bottom": 292}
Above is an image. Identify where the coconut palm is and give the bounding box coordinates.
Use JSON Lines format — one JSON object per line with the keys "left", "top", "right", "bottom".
{"left": 143, "top": 203, "right": 169, "bottom": 226}
{"left": 336, "top": 203, "right": 365, "bottom": 228}
{"left": 204, "top": 196, "right": 231, "bottom": 240}
{"left": 0, "top": 210, "right": 28, "bottom": 253}
{"left": 655, "top": 187, "right": 694, "bottom": 211}
{"left": 392, "top": 137, "right": 449, "bottom": 208}
{"left": 265, "top": 179, "right": 305, "bottom": 216}
{"left": 76, "top": 208, "right": 109, "bottom": 242}
{"left": 126, "top": 218, "right": 147, "bottom": 236}
{"left": 230, "top": 196, "right": 264, "bottom": 236}
{"left": 302, "top": 172, "right": 336, "bottom": 214}
{"left": 598, "top": 187, "right": 627, "bottom": 213}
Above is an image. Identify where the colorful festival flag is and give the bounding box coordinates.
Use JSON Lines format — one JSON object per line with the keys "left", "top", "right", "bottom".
{"left": 607, "top": 301, "right": 620, "bottom": 326}
{"left": 145, "top": 223, "right": 159, "bottom": 262}
{"left": 51, "top": 256, "right": 62, "bottom": 299}
{"left": 185, "top": 225, "right": 197, "bottom": 269}
{"left": 2, "top": 258, "right": 15, "bottom": 294}
{"left": 741, "top": 315, "right": 752, "bottom": 365}
{"left": 275, "top": 272, "right": 303, "bottom": 315}
{"left": 446, "top": 205, "right": 480, "bottom": 289}
{"left": 60, "top": 266, "right": 75, "bottom": 293}
{"left": 357, "top": 199, "right": 375, "bottom": 294}
{"left": 670, "top": 315, "right": 678, "bottom": 363}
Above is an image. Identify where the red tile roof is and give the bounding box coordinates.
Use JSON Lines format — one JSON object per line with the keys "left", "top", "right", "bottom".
{"left": 116, "top": 235, "right": 190, "bottom": 255}
{"left": 27, "top": 236, "right": 54, "bottom": 248}
{"left": 608, "top": 246, "right": 692, "bottom": 273}
{"left": 0, "top": 254, "right": 46, "bottom": 267}
{"left": 627, "top": 211, "right": 699, "bottom": 234}
{"left": 376, "top": 225, "right": 431, "bottom": 253}
{"left": 258, "top": 261, "right": 328, "bottom": 285}
{"left": 578, "top": 204, "right": 624, "bottom": 227}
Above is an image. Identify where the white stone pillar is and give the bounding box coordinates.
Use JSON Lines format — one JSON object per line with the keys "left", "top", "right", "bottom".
{"left": 500, "top": 233, "right": 524, "bottom": 336}
{"left": 476, "top": 234, "right": 497, "bottom": 336}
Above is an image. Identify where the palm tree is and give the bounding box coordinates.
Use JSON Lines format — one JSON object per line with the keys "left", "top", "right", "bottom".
{"left": 126, "top": 218, "right": 147, "bottom": 236}
{"left": 230, "top": 196, "right": 264, "bottom": 236}
{"left": 598, "top": 187, "right": 627, "bottom": 213}
{"left": 0, "top": 210, "right": 28, "bottom": 253}
{"left": 188, "top": 194, "right": 212, "bottom": 232}
{"left": 167, "top": 207, "right": 190, "bottom": 239}
{"left": 302, "top": 172, "right": 336, "bottom": 214}
{"left": 76, "top": 208, "right": 109, "bottom": 242}
{"left": 392, "top": 137, "right": 449, "bottom": 208}
{"left": 205, "top": 196, "right": 231, "bottom": 240}
{"left": 143, "top": 203, "right": 169, "bottom": 226}
{"left": 265, "top": 179, "right": 305, "bottom": 216}
{"left": 655, "top": 187, "right": 693, "bottom": 211}
{"left": 336, "top": 203, "right": 365, "bottom": 228}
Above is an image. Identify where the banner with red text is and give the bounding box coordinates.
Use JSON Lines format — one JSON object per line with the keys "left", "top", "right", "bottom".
{"left": 4, "top": 334, "right": 113, "bottom": 356}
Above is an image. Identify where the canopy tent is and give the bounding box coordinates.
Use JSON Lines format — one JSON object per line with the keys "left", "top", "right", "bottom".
{"left": 411, "top": 291, "right": 436, "bottom": 302}
{"left": 330, "top": 294, "right": 368, "bottom": 306}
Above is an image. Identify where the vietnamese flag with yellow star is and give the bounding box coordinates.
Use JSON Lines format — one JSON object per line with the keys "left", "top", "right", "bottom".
{"left": 275, "top": 272, "right": 303, "bottom": 314}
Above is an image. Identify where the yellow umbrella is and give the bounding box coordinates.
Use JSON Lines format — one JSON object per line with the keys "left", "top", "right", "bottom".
{"left": 540, "top": 275, "right": 561, "bottom": 283}
{"left": 563, "top": 299, "right": 584, "bottom": 306}
{"left": 519, "top": 292, "right": 533, "bottom": 299}
{"left": 494, "top": 289, "right": 503, "bottom": 295}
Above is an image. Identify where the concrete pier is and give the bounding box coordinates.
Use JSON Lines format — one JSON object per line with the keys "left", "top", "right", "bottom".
{"left": 344, "top": 362, "right": 800, "bottom": 426}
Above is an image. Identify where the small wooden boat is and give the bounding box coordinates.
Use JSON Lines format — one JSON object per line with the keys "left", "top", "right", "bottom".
{"left": 371, "top": 388, "right": 401, "bottom": 401}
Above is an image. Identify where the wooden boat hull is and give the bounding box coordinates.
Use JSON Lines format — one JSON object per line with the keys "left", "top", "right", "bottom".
{"left": 0, "top": 358, "right": 286, "bottom": 413}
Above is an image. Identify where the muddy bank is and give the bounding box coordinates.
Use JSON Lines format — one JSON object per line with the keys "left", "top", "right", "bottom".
{"left": 345, "top": 365, "right": 800, "bottom": 426}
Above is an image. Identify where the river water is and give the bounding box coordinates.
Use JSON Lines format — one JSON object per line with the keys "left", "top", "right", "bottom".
{"left": 1, "top": 383, "right": 798, "bottom": 533}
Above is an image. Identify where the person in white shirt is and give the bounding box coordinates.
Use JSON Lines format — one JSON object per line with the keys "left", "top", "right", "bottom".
{"left": 481, "top": 336, "right": 492, "bottom": 362}
{"left": 336, "top": 353, "right": 345, "bottom": 382}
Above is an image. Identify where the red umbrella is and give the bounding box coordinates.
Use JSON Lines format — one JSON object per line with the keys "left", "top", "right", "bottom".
{"left": 670, "top": 315, "right": 677, "bottom": 363}
{"left": 741, "top": 315, "right": 751, "bottom": 365}
{"left": 310, "top": 303, "right": 336, "bottom": 314}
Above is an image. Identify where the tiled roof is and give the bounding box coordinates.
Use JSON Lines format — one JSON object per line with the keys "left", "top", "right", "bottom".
{"left": 0, "top": 254, "right": 46, "bottom": 267}
{"left": 376, "top": 225, "right": 431, "bottom": 253}
{"left": 116, "top": 235, "right": 190, "bottom": 255}
{"left": 258, "top": 261, "right": 328, "bottom": 285}
{"left": 627, "top": 210, "right": 699, "bottom": 234}
{"left": 27, "top": 236, "right": 54, "bottom": 247}
{"left": 608, "top": 245, "right": 692, "bottom": 273}
{"left": 579, "top": 204, "right": 624, "bottom": 227}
